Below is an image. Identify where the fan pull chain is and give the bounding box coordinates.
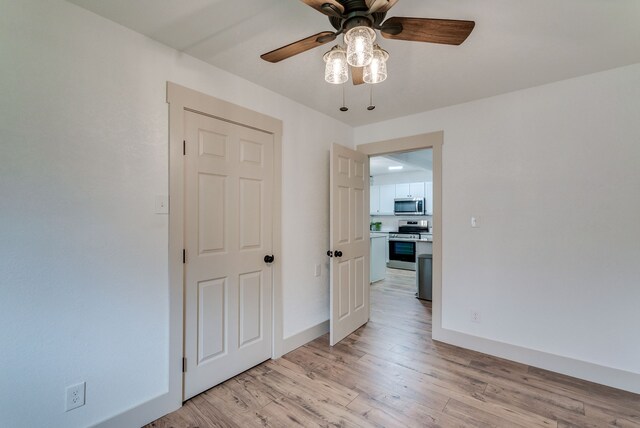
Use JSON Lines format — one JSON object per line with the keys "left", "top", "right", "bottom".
{"left": 367, "top": 86, "right": 376, "bottom": 111}
{"left": 339, "top": 85, "right": 348, "bottom": 112}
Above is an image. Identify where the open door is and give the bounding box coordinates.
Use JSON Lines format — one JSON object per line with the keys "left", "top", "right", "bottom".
{"left": 329, "top": 143, "right": 370, "bottom": 346}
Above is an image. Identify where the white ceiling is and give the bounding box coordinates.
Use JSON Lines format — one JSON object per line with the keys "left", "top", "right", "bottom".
{"left": 370, "top": 149, "right": 432, "bottom": 176}
{"left": 67, "top": 0, "right": 640, "bottom": 126}
{"left": 370, "top": 156, "right": 418, "bottom": 176}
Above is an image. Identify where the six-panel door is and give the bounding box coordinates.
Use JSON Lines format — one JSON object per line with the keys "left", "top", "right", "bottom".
{"left": 183, "top": 111, "right": 274, "bottom": 400}
{"left": 330, "top": 143, "right": 370, "bottom": 346}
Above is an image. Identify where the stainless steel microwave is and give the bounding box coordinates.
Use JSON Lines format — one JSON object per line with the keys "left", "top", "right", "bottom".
{"left": 394, "top": 198, "right": 425, "bottom": 216}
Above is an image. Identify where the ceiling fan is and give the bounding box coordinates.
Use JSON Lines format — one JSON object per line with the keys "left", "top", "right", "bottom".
{"left": 260, "top": 0, "right": 475, "bottom": 86}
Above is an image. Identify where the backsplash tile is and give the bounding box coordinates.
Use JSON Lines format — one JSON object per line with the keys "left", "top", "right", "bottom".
{"left": 370, "top": 215, "right": 433, "bottom": 232}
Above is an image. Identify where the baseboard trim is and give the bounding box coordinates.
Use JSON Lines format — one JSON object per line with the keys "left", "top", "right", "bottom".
{"left": 433, "top": 326, "right": 640, "bottom": 394}
{"left": 94, "top": 322, "right": 638, "bottom": 428}
{"left": 282, "top": 320, "right": 329, "bottom": 355}
{"left": 90, "top": 390, "right": 181, "bottom": 428}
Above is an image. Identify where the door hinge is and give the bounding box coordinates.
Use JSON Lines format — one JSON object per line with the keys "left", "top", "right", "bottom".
{"left": 183, "top": 249, "right": 186, "bottom": 264}
{"left": 182, "top": 357, "right": 187, "bottom": 373}
{"left": 183, "top": 140, "right": 186, "bottom": 155}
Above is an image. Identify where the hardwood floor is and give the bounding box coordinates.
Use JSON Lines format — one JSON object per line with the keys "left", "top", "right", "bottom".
{"left": 146, "top": 268, "right": 640, "bottom": 428}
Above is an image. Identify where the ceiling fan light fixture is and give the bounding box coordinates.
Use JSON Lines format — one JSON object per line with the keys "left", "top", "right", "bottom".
{"left": 344, "top": 26, "right": 376, "bottom": 67}
{"left": 323, "top": 45, "right": 348, "bottom": 84}
{"left": 363, "top": 45, "right": 389, "bottom": 84}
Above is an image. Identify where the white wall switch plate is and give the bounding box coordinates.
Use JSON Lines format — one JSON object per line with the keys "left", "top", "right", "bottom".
{"left": 314, "top": 264, "right": 321, "bottom": 277}
{"left": 65, "top": 382, "right": 86, "bottom": 411}
{"left": 471, "top": 216, "right": 480, "bottom": 228}
{"left": 155, "top": 195, "right": 169, "bottom": 214}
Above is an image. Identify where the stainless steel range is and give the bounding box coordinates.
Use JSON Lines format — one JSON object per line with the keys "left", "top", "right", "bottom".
{"left": 387, "top": 220, "right": 431, "bottom": 270}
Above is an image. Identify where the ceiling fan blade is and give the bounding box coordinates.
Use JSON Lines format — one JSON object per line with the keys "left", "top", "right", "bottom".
{"left": 366, "top": 0, "right": 399, "bottom": 13}
{"left": 351, "top": 66, "right": 365, "bottom": 85}
{"left": 261, "top": 32, "right": 335, "bottom": 63}
{"left": 316, "top": 32, "right": 338, "bottom": 44}
{"left": 381, "top": 17, "right": 475, "bottom": 45}
{"left": 300, "top": 0, "right": 344, "bottom": 16}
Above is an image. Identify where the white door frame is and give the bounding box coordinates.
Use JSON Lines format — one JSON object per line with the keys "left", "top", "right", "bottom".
{"left": 356, "top": 131, "right": 445, "bottom": 338}
{"left": 167, "top": 82, "right": 284, "bottom": 402}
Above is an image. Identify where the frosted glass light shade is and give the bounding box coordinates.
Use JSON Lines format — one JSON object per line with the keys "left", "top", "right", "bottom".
{"left": 344, "top": 26, "right": 376, "bottom": 67}
{"left": 323, "top": 46, "right": 348, "bottom": 84}
{"left": 363, "top": 45, "right": 389, "bottom": 84}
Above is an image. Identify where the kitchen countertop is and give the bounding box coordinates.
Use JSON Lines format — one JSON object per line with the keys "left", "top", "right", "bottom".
{"left": 370, "top": 230, "right": 433, "bottom": 242}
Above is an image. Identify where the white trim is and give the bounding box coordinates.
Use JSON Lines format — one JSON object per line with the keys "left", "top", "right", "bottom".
{"left": 90, "top": 393, "right": 179, "bottom": 428}
{"left": 433, "top": 328, "right": 640, "bottom": 394}
{"left": 282, "top": 320, "right": 330, "bottom": 355}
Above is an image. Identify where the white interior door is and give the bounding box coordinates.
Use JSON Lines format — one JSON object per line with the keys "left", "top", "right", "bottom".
{"left": 329, "top": 143, "right": 370, "bottom": 346}
{"left": 183, "top": 110, "right": 274, "bottom": 400}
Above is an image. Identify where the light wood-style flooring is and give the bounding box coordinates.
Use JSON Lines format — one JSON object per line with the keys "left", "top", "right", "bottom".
{"left": 146, "top": 268, "right": 640, "bottom": 427}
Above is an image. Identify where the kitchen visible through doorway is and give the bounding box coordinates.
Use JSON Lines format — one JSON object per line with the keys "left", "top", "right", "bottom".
{"left": 369, "top": 148, "right": 433, "bottom": 301}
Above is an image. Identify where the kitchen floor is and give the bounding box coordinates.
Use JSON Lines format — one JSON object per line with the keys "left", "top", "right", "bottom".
{"left": 374, "top": 266, "right": 417, "bottom": 297}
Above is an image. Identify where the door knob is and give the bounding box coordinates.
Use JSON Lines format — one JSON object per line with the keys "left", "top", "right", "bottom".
{"left": 264, "top": 255, "right": 275, "bottom": 264}
{"left": 334, "top": 250, "right": 343, "bottom": 258}
{"left": 326, "top": 250, "right": 333, "bottom": 257}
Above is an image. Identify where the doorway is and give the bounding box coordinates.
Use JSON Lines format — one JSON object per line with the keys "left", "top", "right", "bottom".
{"left": 370, "top": 147, "right": 433, "bottom": 282}
{"left": 357, "top": 131, "right": 444, "bottom": 337}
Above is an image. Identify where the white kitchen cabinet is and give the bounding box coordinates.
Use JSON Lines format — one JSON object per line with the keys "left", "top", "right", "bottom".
{"left": 395, "top": 182, "right": 425, "bottom": 198}
{"left": 370, "top": 185, "right": 380, "bottom": 214}
{"left": 379, "top": 184, "right": 395, "bottom": 215}
{"left": 416, "top": 241, "right": 433, "bottom": 256}
{"left": 371, "top": 182, "right": 428, "bottom": 215}
{"left": 395, "top": 183, "right": 410, "bottom": 198}
{"left": 370, "top": 235, "right": 386, "bottom": 283}
{"left": 410, "top": 182, "right": 425, "bottom": 198}
{"left": 386, "top": 234, "right": 389, "bottom": 262}
{"left": 424, "top": 181, "right": 433, "bottom": 214}
{"left": 371, "top": 184, "right": 394, "bottom": 215}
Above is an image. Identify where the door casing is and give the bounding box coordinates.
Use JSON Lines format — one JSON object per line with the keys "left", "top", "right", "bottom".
{"left": 356, "top": 131, "right": 444, "bottom": 339}
{"left": 167, "top": 82, "right": 283, "bottom": 402}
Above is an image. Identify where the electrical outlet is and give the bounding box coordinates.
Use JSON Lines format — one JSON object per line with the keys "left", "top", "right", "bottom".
{"left": 65, "top": 382, "right": 86, "bottom": 412}
{"left": 314, "top": 264, "right": 321, "bottom": 277}
{"left": 470, "top": 310, "right": 481, "bottom": 324}
{"left": 471, "top": 216, "right": 480, "bottom": 228}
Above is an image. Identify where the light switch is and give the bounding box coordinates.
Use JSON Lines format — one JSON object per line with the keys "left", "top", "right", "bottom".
{"left": 471, "top": 216, "right": 479, "bottom": 228}
{"left": 155, "top": 195, "right": 169, "bottom": 214}
{"left": 314, "top": 264, "right": 321, "bottom": 277}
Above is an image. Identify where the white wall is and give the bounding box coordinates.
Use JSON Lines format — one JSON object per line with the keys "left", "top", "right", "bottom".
{"left": 0, "top": 1, "right": 351, "bottom": 427}
{"left": 355, "top": 64, "right": 640, "bottom": 380}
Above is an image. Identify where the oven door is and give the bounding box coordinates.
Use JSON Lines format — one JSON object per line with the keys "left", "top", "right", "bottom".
{"left": 388, "top": 240, "right": 416, "bottom": 263}
{"left": 387, "top": 239, "right": 417, "bottom": 270}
